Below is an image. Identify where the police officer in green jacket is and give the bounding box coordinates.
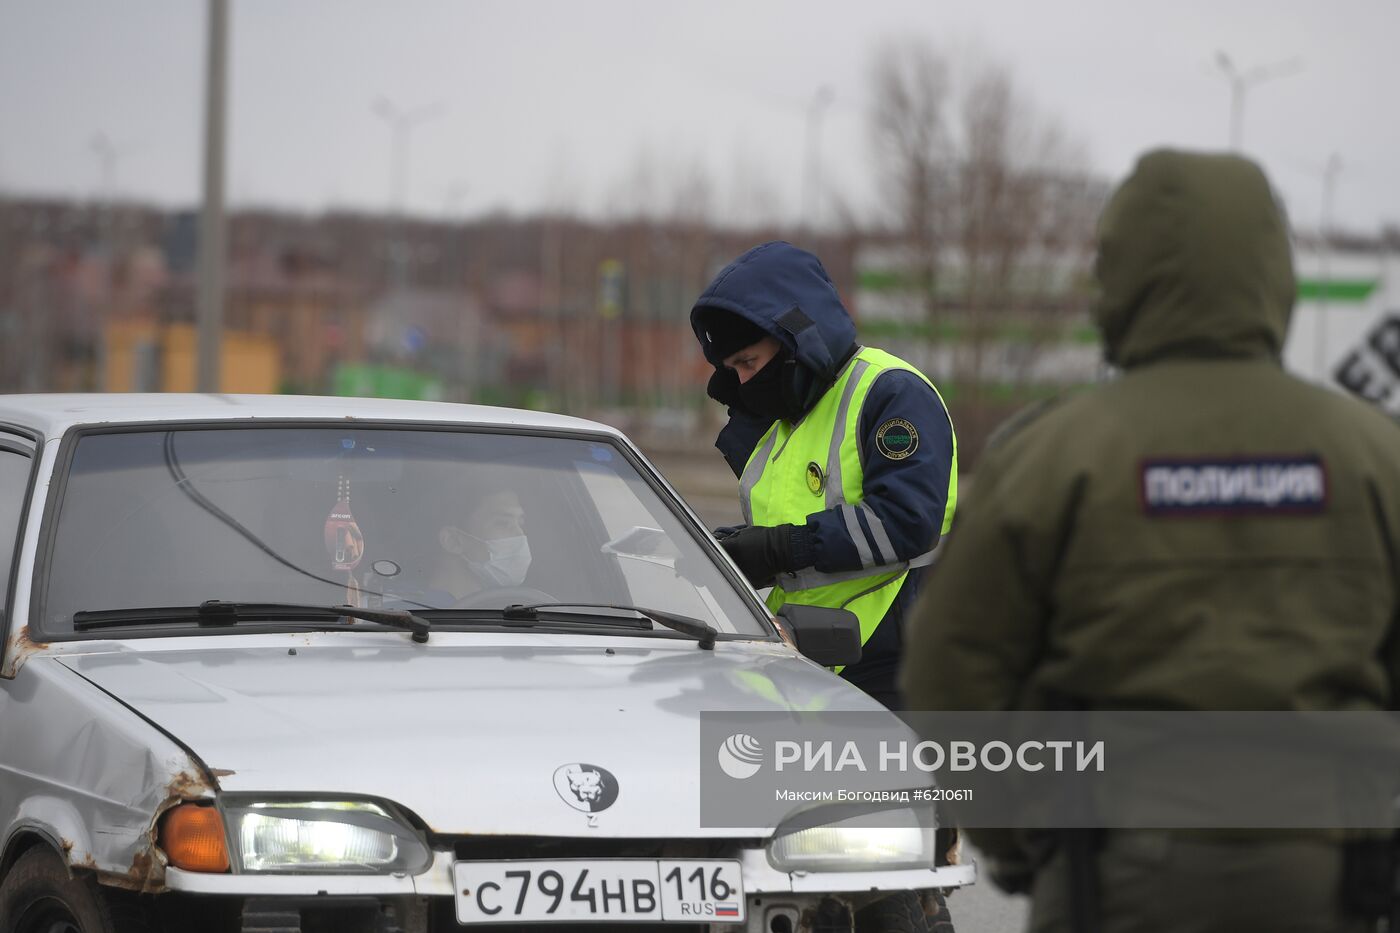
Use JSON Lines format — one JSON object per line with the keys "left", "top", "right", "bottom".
{"left": 900, "top": 149, "right": 1400, "bottom": 931}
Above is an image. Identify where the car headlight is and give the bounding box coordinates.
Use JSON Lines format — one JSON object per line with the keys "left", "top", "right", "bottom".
{"left": 222, "top": 799, "right": 431, "bottom": 874}
{"left": 767, "top": 809, "right": 935, "bottom": 873}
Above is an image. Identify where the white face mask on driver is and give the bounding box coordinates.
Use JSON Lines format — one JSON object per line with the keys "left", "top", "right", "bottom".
{"left": 460, "top": 532, "right": 532, "bottom": 587}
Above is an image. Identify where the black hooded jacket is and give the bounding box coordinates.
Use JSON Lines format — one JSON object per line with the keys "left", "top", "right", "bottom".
{"left": 692, "top": 242, "right": 956, "bottom": 700}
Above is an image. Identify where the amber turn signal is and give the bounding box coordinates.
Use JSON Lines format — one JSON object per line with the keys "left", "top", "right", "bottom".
{"left": 159, "top": 803, "right": 230, "bottom": 873}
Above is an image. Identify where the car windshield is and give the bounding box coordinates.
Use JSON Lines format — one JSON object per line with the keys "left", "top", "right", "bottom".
{"left": 39, "top": 426, "right": 768, "bottom": 638}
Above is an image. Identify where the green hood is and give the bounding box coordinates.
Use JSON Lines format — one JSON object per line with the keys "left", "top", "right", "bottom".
{"left": 1092, "top": 149, "right": 1296, "bottom": 368}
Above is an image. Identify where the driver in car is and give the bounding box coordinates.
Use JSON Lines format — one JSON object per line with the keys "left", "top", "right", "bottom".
{"left": 425, "top": 477, "right": 532, "bottom": 604}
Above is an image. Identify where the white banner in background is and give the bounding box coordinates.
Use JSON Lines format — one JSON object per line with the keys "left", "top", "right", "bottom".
{"left": 1334, "top": 312, "right": 1400, "bottom": 418}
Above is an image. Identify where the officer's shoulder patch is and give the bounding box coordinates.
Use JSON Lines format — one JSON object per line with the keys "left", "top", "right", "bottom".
{"left": 1141, "top": 455, "right": 1328, "bottom": 516}
{"left": 875, "top": 418, "right": 919, "bottom": 460}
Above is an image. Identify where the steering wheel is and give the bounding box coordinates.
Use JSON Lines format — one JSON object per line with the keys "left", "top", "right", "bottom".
{"left": 451, "top": 585, "right": 557, "bottom": 610}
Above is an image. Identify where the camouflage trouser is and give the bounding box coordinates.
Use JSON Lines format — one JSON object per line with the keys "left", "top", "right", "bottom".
{"left": 1028, "top": 831, "right": 1370, "bottom": 933}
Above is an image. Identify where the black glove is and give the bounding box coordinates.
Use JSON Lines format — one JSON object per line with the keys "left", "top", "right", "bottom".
{"left": 712, "top": 524, "right": 747, "bottom": 541}
{"left": 719, "top": 523, "right": 797, "bottom": 588}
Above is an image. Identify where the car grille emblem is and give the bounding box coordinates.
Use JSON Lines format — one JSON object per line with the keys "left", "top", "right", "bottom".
{"left": 553, "top": 763, "right": 619, "bottom": 813}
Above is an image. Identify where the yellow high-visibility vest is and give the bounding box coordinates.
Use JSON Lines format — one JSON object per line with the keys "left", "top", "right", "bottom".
{"left": 740, "top": 346, "right": 957, "bottom": 650}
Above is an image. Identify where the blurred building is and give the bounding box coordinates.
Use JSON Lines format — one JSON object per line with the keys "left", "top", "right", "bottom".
{"left": 0, "top": 198, "right": 167, "bottom": 392}
{"left": 104, "top": 320, "right": 280, "bottom": 394}
{"left": 0, "top": 195, "right": 851, "bottom": 431}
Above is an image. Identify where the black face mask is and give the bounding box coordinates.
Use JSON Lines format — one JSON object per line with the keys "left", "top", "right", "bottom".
{"left": 738, "top": 352, "right": 806, "bottom": 423}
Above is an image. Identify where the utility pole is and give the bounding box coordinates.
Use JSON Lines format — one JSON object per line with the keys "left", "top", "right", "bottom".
{"left": 1215, "top": 52, "right": 1303, "bottom": 151}
{"left": 801, "top": 86, "right": 835, "bottom": 234}
{"left": 196, "top": 0, "right": 228, "bottom": 393}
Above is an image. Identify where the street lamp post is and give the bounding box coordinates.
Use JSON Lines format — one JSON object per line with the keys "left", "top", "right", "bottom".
{"left": 89, "top": 132, "right": 129, "bottom": 392}
{"left": 802, "top": 86, "right": 835, "bottom": 233}
{"left": 1313, "top": 153, "right": 1343, "bottom": 379}
{"left": 89, "top": 133, "right": 123, "bottom": 203}
{"left": 371, "top": 98, "right": 443, "bottom": 289}
{"left": 372, "top": 98, "right": 444, "bottom": 216}
{"left": 1215, "top": 52, "right": 1304, "bottom": 151}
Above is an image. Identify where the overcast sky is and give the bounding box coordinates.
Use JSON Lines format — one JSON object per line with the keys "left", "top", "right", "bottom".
{"left": 1, "top": 0, "right": 1395, "bottom": 232}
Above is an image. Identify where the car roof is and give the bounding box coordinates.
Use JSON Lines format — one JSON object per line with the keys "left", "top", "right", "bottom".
{"left": 0, "top": 394, "right": 622, "bottom": 442}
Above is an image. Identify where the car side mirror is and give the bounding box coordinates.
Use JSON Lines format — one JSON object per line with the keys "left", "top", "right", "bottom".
{"left": 776, "top": 604, "right": 862, "bottom": 667}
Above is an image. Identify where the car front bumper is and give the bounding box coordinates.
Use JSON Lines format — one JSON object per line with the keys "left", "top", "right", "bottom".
{"left": 166, "top": 847, "right": 976, "bottom": 897}
{"left": 162, "top": 847, "right": 977, "bottom": 931}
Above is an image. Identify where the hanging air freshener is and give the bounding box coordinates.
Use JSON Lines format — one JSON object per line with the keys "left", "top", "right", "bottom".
{"left": 324, "top": 476, "right": 366, "bottom": 572}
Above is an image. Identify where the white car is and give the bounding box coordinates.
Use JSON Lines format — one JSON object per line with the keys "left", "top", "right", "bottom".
{"left": 0, "top": 394, "right": 973, "bottom": 933}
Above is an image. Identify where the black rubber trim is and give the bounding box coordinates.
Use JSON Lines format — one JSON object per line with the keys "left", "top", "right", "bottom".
{"left": 0, "top": 424, "right": 43, "bottom": 677}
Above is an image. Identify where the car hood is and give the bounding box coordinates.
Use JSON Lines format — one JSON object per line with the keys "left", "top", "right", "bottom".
{"left": 59, "top": 634, "right": 877, "bottom": 838}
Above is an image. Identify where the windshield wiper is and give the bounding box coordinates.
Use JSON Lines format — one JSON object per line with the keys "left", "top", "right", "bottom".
{"left": 72, "top": 601, "right": 715, "bottom": 649}
{"left": 72, "top": 600, "right": 432, "bottom": 643}
{"left": 498, "top": 602, "right": 718, "bottom": 650}
{"left": 416, "top": 608, "right": 653, "bottom": 634}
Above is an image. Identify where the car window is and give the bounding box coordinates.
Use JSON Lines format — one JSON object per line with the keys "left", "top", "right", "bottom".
{"left": 575, "top": 459, "right": 735, "bottom": 624}
{"left": 0, "top": 449, "right": 31, "bottom": 613}
{"left": 39, "top": 427, "right": 767, "bottom": 638}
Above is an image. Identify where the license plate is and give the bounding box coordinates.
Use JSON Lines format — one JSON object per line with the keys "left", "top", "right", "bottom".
{"left": 453, "top": 859, "right": 746, "bottom": 925}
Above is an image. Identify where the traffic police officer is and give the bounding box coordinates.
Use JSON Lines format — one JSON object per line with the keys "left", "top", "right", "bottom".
{"left": 691, "top": 241, "right": 957, "bottom": 711}
{"left": 900, "top": 150, "right": 1400, "bottom": 931}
